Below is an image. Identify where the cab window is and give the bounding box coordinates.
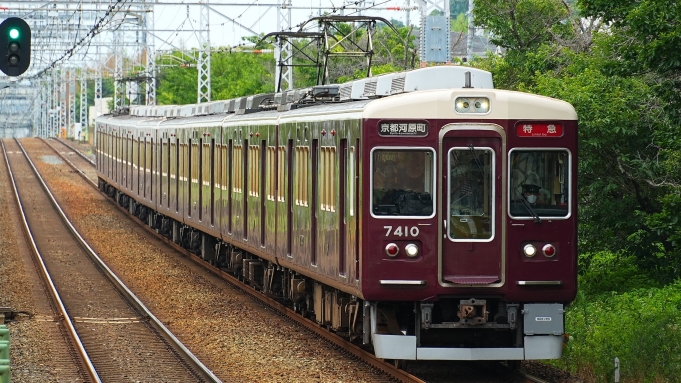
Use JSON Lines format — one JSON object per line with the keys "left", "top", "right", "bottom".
{"left": 372, "top": 149, "right": 434, "bottom": 217}
{"left": 509, "top": 150, "right": 570, "bottom": 218}
{"left": 448, "top": 147, "right": 494, "bottom": 240}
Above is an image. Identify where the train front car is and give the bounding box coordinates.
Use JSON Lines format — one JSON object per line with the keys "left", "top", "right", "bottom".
{"left": 361, "top": 88, "right": 577, "bottom": 361}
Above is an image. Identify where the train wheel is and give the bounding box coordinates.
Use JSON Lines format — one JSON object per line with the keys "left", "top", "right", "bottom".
{"left": 387, "top": 359, "right": 407, "bottom": 369}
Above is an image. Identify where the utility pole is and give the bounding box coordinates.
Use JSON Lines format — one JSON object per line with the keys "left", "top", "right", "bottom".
{"left": 114, "top": 31, "right": 124, "bottom": 110}
{"left": 145, "top": 1, "right": 156, "bottom": 105}
{"left": 466, "top": 0, "right": 474, "bottom": 63}
{"left": 197, "top": 0, "right": 211, "bottom": 103}
{"left": 275, "top": 0, "right": 293, "bottom": 91}
{"left": 69, "top": 69, "right": 76, "bottom": 138}
{"left": 80, "top": 69, "right": 88, "bottom": 141}
{"left": 59, "top": 68, "right": 66, "bottom": 138}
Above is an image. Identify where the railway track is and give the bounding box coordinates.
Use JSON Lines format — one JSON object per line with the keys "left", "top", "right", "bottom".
{"left": 3, "top": 138, "right": 219, "bottom": 383}
{"left": 42, "top": 137, "right": 554, "bottom": 383}
{"left": 45, "top": 138, "right": 98, "bottom": 185}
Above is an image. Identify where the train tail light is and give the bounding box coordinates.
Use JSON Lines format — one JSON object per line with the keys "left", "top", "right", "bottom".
{"left": 543, "top": 244, "right": 556, "bottom": 257}
{"left": 405, "top": 243, "right": 419, "bottom": 258}
{"left": 385, "top": 243, "right": 399, "bottom": 257}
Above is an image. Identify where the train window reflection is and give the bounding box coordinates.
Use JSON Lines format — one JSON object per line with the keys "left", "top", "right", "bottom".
{"left": 509, "top": 150, "right": 570, "bottom": 218}
{"left": 448, "top": 148, "right": 494, "bottom": 241}
{"left": 372, "top": 149, "right": 434, "bottom": 217}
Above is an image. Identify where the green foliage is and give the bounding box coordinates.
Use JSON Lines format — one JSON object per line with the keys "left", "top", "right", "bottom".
{"left": 473, "top": 0, "right": 571, "bottom": 51}
{"left": 156, "top": 24, "right": 415, "bottom": 97}
{"left": 388, "top": 19, "right": 405, "bottom": 28}
{"left": 156, "top": 50, "right": 274, "bottom": 104}
{"left": 451, "top": 13, "right": 468, "bottom": 33}
{"left": 577, "top": 251, "right": 658, "bottom": 296}
{"left": 210, "top": 52, "right": 274, "bottom": 100}
{"left": 560, "top": 279, "right": 681, "bottom": 382}
{"left": 578, "top": 0, "right": 681, "bottom": 75}
{"left": 450, "top": 0, "right": 469, "bottom": 16}
{"left": 336, "top": 63, "right": 405, "bottom": 83}
{"left": 314, "top": 25, "right": 417, "bottom": 85}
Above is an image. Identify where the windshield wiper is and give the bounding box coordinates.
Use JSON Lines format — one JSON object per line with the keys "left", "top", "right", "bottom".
{"left": 514, "top": 187, "right": 541, "bottom": 223}
{"left": 468, "top": 144, "right": 486, "bottom": 178}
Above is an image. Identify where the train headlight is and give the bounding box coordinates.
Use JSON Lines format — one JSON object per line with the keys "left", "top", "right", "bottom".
{"left": 455, "top": 97, "right": 470, "bottom": 113}
{"left": 523, "top": 244, "right": 537, "bottom": 258}
{"left": 543, "top": 244, "right": 556, "bottom": 258}
{"left": 455, "top": 97, "right": 490, "bottom": 114}
{"left": 385, "top": 243, "right": 399, "bottom": 257}
{"left": 405, "top": 244, "right": 419, "bottom": 258}
{"left": 473, "top": 98, "right": 490, "bottom": 113}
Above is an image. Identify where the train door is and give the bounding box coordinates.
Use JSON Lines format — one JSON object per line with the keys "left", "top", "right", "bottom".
{"left": 440, "top": 125, "right": 505, "bottom": 287}
{"left": 190, "top": 134, "right": 200, "bottom": 221}
{"left": 127, "top": 134, "right": 133, "bottom": 191}
{"left": 170, "top": 134, "right": 179, "bottom": 214}
{"left": 145, "top": 136, "right": 152, "bottom": 201}
{"left": 178, "top": 134, "right": 189, "bottom": 218}
{"left": 111, "top": 129, "right": 116, "bottom": 181}
{"left": 134, "top": 134, "right": 140, "bottom": 197}
{"left": 161, "top": 134, "right": 169, "bottom": 210}
{"left": 114, "top": 132, "right": 119, "bottom": 185}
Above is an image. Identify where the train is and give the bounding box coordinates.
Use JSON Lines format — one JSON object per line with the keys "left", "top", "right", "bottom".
{"left": 95, "top": 65, "right": 577, "bottom": 362}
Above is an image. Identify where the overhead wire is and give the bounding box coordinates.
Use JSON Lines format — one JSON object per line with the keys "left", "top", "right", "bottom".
{"left": 32, "top": 0, "right": 132, "bottom": 79}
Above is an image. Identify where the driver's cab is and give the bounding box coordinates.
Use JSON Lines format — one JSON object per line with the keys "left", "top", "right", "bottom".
{"left": 509, "top": 149, "right": 571, "bottom": 219}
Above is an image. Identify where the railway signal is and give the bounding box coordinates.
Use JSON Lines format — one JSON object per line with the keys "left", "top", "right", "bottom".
{"left": 0, "top": 17, "right": 31, "bottom": 77}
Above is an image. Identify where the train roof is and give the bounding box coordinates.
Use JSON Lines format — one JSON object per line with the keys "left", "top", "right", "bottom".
{"left": 97, "top": 66, "right": 576, "bottom": 129}
{"left": 363, "top": 88, "right": 578, "bottom": 121}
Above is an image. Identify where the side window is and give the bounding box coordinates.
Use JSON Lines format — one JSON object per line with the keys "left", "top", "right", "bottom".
{"left": 233, "top": 145, "right": 243, "bottom": 193}
{"left": 295, "top": 146, "right": 309, "bottom": 206}
{"left": 267, "top": 146, "right": 276, "bottom": 201}
{"left": 249, "top": 144, "right": 260, "bottom": 197}
{"left": 277, "top": 145, "right": 286, "bottom": 202}
{"left": 320, "top": 146, "right": 336, "bottom": 212}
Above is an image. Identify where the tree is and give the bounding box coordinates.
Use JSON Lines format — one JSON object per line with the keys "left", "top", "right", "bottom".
{"left": 156, "top": 48, "right": 274, "bottom": 105}
{"left": 473, "top": 0, "right": 681, "bottom": 280}
{"left": 450, "top": 0, "right": 469, "bottom": 16}
{"left": 578, "top": 0, "right": 681, "bottom": 77}
{"left": 473, "top": 0, "right": 571, "bottom": 52}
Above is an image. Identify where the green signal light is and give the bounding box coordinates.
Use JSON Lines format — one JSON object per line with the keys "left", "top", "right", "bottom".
{"left": 9, "top": 29, "right": 19, "bottom": 39}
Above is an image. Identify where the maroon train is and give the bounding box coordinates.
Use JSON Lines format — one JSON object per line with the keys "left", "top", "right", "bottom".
{"left": 96, "top": 66, "right": 577, "bottom": 362}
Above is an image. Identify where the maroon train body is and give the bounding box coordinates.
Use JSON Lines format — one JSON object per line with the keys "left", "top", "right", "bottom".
{"left": 96, "top": 66, "right": 577, "bottom": 361}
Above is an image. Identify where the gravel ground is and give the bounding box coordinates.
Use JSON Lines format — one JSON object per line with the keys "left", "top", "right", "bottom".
{"left": 22, "top": 137, "right": 385, "bottom": 382}
{"left": 522, "top": 361, "right": 582, "bottom": 383}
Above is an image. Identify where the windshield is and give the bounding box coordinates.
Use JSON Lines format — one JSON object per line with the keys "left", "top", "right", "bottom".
{"left": 448, "top": 147, "right": 494, "bottom": 240}
{"left": 372, "top": 149, "right": 434, "bottom": 217}
{"left": 509, "top": 150, "right": 570, "bottom": 218}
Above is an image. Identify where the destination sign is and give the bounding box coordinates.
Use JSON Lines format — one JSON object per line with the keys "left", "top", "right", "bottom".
{"left": 378, "top": 122, "right": 428, "bottom": 137}
{"left": 516, "top": 123, "right": 564, "bottom": 138}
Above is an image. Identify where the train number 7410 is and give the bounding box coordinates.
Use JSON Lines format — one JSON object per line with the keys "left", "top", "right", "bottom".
{"left": 384, "top": 226, "right": 420, "bottom": 237}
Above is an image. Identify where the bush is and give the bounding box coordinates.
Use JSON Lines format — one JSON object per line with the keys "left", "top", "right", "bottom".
{"left": 577, "top": 251, "right": 659, "bottom": 296}
{"left": 557, "top": 271, "right": 681, "bottom": 382}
